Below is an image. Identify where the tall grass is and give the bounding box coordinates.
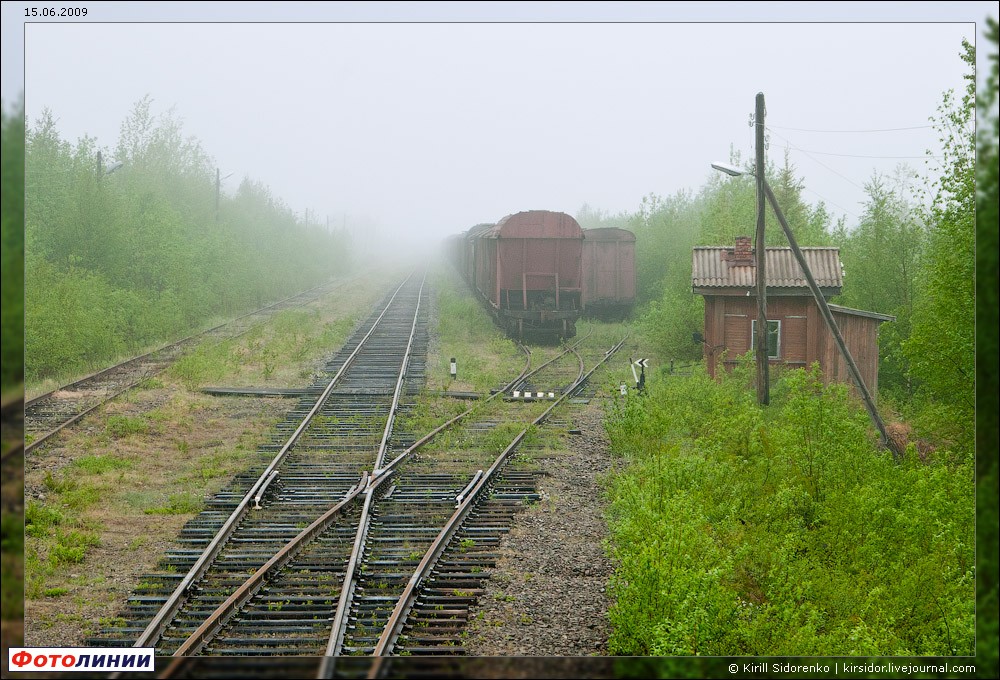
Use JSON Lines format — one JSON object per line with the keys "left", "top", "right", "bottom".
{"left": 604, "top": 363, "right": 974, "bottom": 656}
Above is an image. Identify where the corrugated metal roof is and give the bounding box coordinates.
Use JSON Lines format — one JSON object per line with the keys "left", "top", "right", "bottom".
{"left": 692, "top": 246, "right": 843, "bottom": 290}
{"left": 829, "top": 304, "right": 895, "bottom": 322}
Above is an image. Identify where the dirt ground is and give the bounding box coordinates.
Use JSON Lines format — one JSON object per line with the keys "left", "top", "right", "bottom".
{"left": 18, "top": 274, "right": 393, "bottom": 648}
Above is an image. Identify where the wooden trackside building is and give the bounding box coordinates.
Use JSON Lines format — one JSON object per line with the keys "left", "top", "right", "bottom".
{"left": 693, "top": 236, "right": 895, "bottom": 397}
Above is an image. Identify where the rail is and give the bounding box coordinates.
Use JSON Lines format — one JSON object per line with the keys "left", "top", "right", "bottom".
{"left": 367, "top": 335, "right": 627, "bottom": 662}
{"left": 133, "top": 275, "right": 415, "bottom": 650}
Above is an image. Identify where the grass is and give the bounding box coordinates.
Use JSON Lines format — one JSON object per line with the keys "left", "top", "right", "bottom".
{"left": 25, "top": 500, "right": 65, "bottom": 537}
{"left": 19, "top": 273, "right": 404, "bottom": 643}
{"left": 49, "top": 532, "right": 97, "bottom": 566}
{"left": 143, "top": 492, "right": 204, "bottom": 516}
{"left": 105, "top": 414, "right": 149, "bottom": 438}
{"left": 71, "top": 454, "right": 134, "bottom": 474}
{"left": 167, "top": 280, "right": 386, "bottom": 390}
{"left": 428, "top": 271, "right": 525, "bottom": 393}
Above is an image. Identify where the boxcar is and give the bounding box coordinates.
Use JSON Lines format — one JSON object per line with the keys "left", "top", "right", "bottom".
{"left": 582, "top": 227, "right": 636, "bottom": 319}
{"left": 460, "top": 210, "right": 584, "bottom": 340}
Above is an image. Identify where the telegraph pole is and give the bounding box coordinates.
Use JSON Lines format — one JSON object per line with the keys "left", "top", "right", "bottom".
{"left": 754, "top": 92, "right": 769, "bottom": 405}
{"left": 215, "top": 168, "right": 221, "bottom": 222}
{"left": 762, "top": 181, "right": 901, "bottom": 459}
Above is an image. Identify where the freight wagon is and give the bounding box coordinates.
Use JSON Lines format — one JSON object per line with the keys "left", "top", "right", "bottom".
{"left": 582, "top": 227, "right": 636, "bottom": 320}
{"left": 456, "top": 210, "right": 584, "bottom": 341}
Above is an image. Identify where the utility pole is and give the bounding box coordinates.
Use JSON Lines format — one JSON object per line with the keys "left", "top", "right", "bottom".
{"left": 215, "top": 168, "right": 221, "bottom": 222}
{"left": 754, "top": 92, "right": 769, "bottom": 405}
{"left": 762, "top": 181, "right": 902, "bottom": 460}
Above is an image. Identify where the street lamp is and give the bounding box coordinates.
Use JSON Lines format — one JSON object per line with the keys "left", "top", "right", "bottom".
{"left": 710, "top": 161, "right": 745, "bottom": 177}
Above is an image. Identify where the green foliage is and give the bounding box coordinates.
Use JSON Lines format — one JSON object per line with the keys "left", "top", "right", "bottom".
{"left": 975, "top": 18, "right": 1000, "bottom": 677}
{"left": 904, "top": 40, "right": 976, "bottom": 451}
{"left": 71, "top": 454, "right": 134, "bottom": 474}
{"left": 483, "top": 422, "right": 528, "bottom": 454}
{"left": 25, "top": 501, "right": 65, "bottom": 538}
{"left": 24, "top": 96, "right": 353, "bottom": 384}
{"left": 1, "top": 512, "right": 22, "bottom": 555}
{"left": 434, "top": 277, "right": 524, "bottom": 391}
{"left": 604, "top": 366, "right": 973, "bottom": 657}
{"left": 49, "top": 530, "right": 100, "bottom": 566}
{"left": 630, "top": 191, "right": 702, "bottom": 305}
{"left": 1, "top": 97, "right": 25, "bottom": 389}
{"left": 766, "top": 151, "right": 834, "bottom": 247}
{"left": 143, "top": 492, "right": 204, "bottom": 515}
{"left": 104, "top": 414, "right": 149, "bottom": 438}
{"left": 168, "top": 338, "right": 235, "bottom": 388}
{"left": 638, "top": 289, "right": 703, "bottom": 363}
{"left": 834, "top": 172, "right": 926, "bottom": 399}
{"left": 622, "top": 149, "right": 834, "bottom": 363}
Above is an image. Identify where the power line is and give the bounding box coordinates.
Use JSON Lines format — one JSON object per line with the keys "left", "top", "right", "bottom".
{"left": 776, "top": 147, "right": 940, "bottom": 160}
{"left": 768, "top": 128, "right": 867, "bottom": 192}
{"left": 768, "top": 123, "right": 932, "bottom": 133}
{"left": 799, "top": 186, "right": 859, "bottom": 221}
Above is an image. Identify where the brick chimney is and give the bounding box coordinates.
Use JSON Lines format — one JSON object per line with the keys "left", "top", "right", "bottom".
{"left": 732, "top": 235, "right": 753, "bottom": 263}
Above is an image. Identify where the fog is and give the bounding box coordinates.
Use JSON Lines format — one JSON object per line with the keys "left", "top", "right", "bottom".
{"left": 4, "top": 2, "right": 996, "bottom": 258}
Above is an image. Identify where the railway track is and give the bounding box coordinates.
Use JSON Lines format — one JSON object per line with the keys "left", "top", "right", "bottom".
{"left": 86, "top": 277, "right": 625, "bottom": 673}
{"left": 88, "top": 273, "right": 428, "bottom": 654}
{"left": 21, "top": 278, "right": 354, "bottom": 457}
{"left": 365, "top": 335, "right": 625, "bottom": 664}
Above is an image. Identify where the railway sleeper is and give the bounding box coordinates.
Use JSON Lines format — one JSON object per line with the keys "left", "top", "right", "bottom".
{"left": 402, "top": 645, "right": 466, "bottom": 655}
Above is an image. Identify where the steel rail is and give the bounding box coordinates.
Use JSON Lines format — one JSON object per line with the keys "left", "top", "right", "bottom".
{"left": 167, "top": 305, "right": 528, "bottom": 665}
{"left": 373, "top": 275, "right": 428, "bottom": 474}
{"left": 509, "top": 329, "right": 592, "bottom": 397}
{"left": 324, "top": 272, "right": 428, "bottom": 661}
{"left": 153, "top": 283, "right": 533, "bottom": 666}
{"left": 367, "top": 335, "right": 627, "bottom": 662}
{"left": 159, "top": 272, "right": 423, "bottom": 664}
{"left": 376, "top": 343, "right": 531, "bottom": 469}
{"left": 132, "top": 275, "right": 415, "bottom": 650}
{"left": 24, "top": 278, "right": 350, "bottom": 454}
{"left": 27, "top": 279, "right": 339, "bottom": 408}
{"left": 169, "top": 473, "right": 368, "bottom": 657}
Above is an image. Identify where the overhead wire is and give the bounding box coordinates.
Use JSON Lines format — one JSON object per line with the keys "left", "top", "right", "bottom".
{"left": 773, "top": 147, "right": 940, "bottom": 160}
{"left": 764, "top": 126, "right": 866, "bottom": 219}
{"left": 767, "top": 123, "right": 933, "bottom": 133}
{"left": 765, "top": 122, "right": 941, "bottom": 222}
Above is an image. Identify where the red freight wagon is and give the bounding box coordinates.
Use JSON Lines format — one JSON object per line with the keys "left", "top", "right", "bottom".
{"left": 460, "top": 210, "right": 584, "bottom": 340}
{"left": 582, "top": 227, "right": 636, "bottom": 320}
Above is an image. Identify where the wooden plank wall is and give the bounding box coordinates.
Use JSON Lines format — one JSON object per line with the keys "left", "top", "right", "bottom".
{"left": 703, "top": 295, "right": 882, "bottom": 398}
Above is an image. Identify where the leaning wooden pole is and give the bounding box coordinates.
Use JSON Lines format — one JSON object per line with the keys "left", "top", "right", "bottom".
{"left": 762, "top": 180, "right": 903, "bottom": 461}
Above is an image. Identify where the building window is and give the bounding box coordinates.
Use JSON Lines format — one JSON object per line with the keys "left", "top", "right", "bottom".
{"left": 751, "top": 319, "right": 781, "bottom": 359}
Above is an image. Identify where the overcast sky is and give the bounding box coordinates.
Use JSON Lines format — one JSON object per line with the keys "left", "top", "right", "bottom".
{"left": 3, "top": 2, "right": 997, "bottom": 254}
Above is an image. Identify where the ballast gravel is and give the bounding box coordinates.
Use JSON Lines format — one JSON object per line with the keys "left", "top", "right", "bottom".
{"left": 463, "top": 401, "right": 617, "bottom": 657}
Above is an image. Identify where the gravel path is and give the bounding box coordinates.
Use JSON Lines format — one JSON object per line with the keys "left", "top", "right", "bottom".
{"left": 464, "top": 400, "right": 616, "bottom": 656}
